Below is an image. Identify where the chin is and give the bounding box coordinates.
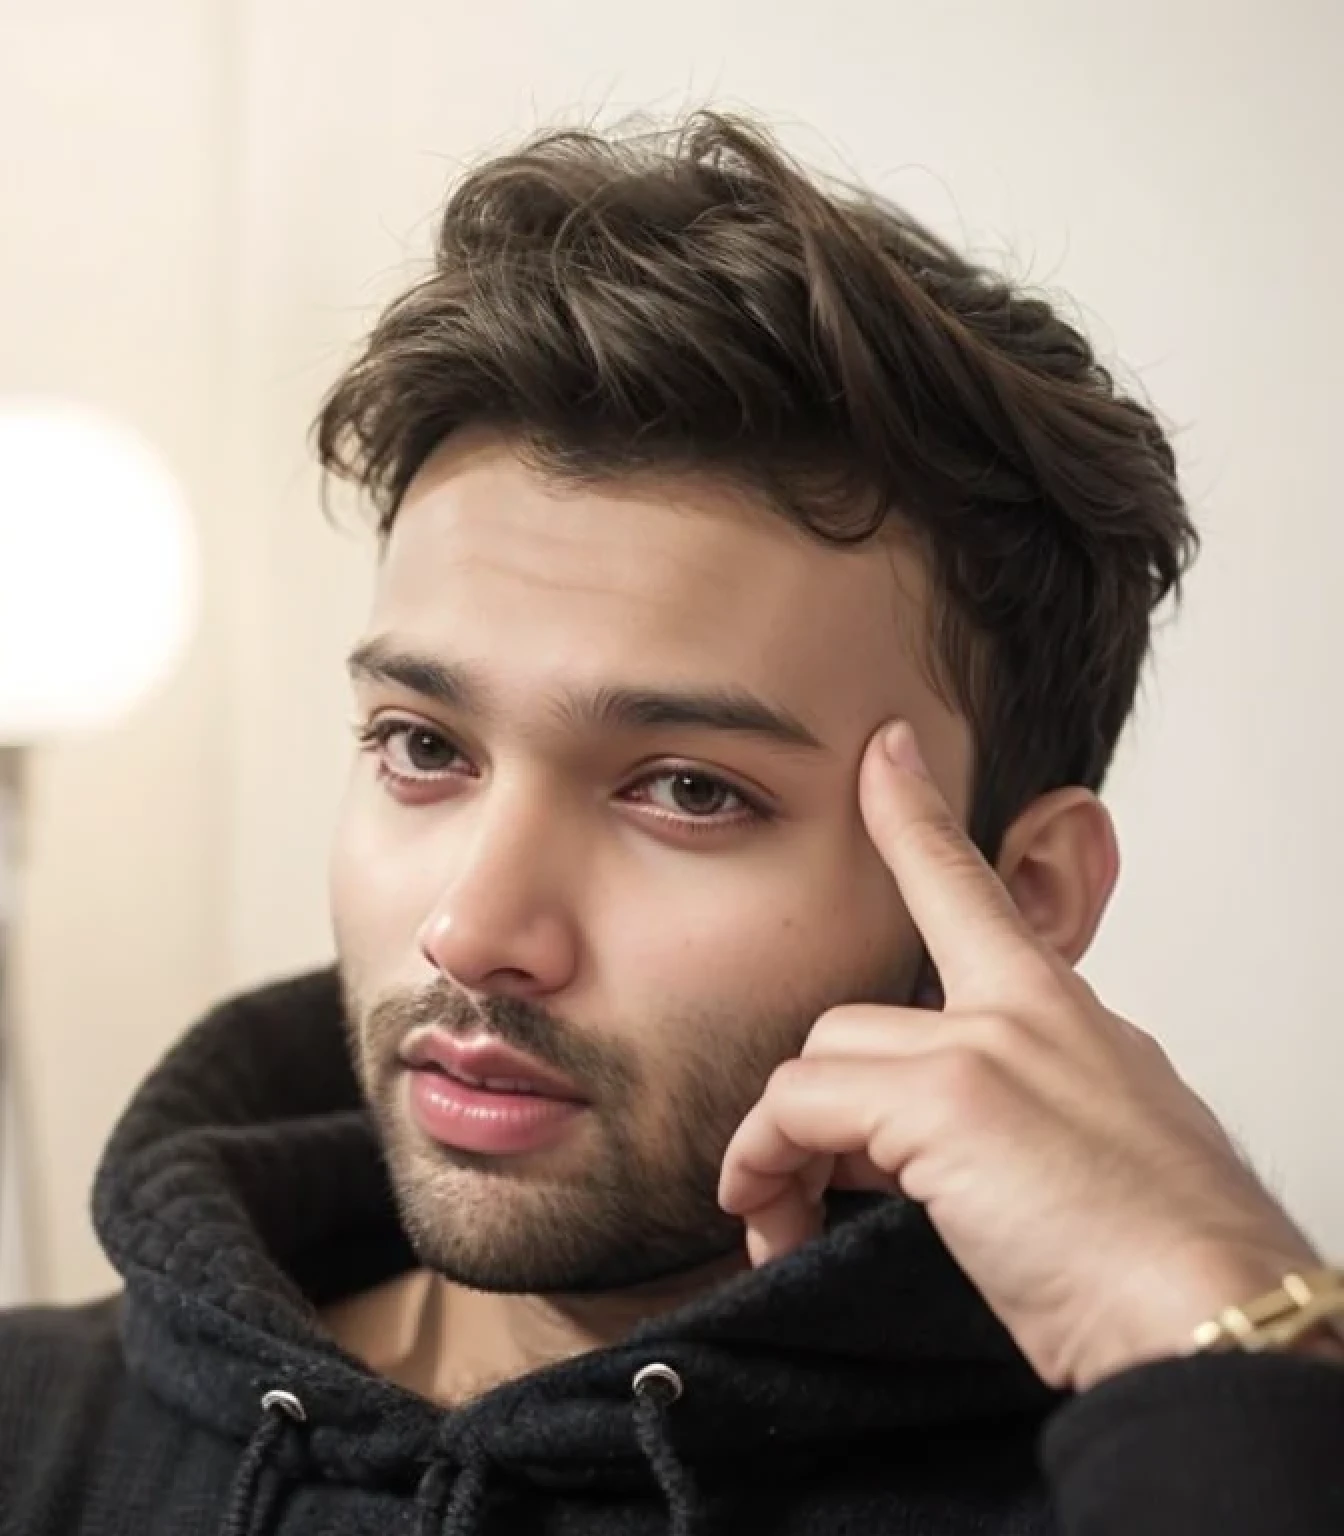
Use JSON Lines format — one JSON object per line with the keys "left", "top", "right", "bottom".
{"left": 383, "top": 1133, "right": 742, "bottom": 1295}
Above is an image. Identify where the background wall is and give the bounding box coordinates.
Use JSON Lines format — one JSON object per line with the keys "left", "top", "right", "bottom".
{"left": 4, "top": 0, "right": 1341, "bottom": 1303}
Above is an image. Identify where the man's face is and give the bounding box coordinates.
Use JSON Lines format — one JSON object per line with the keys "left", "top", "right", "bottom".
{"left": 330, "top": 433, "right": 972, "bottom": 1293}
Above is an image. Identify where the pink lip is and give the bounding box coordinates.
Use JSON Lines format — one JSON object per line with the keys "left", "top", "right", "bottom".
{"left": 403, "top": 1031, "right": 586, "bottom": 1101}
{"left": 401, "top": 1030, "right": 588, "bottom": 1156}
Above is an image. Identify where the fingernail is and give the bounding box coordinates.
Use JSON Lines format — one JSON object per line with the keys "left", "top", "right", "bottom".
{"left": 883, "top": 722, "right": 930, "bottom": 780}
{"left": 746, "top": 1228, "right": 774, "bottom": 1269}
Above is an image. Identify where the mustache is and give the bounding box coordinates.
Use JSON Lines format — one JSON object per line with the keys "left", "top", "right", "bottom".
{"left": 363, "top": 980, "right": 637, "bottom": 1098}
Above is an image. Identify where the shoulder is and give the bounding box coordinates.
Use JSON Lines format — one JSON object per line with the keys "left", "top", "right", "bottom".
{"left": 0, "top": 1294, "right": 127, "bottom": 1458}
{"left": 0, "top": 1292, "right": 124, "bottom": 1367}
{"left": 0, "top": 1296, "right": 149, "bottom": 1535}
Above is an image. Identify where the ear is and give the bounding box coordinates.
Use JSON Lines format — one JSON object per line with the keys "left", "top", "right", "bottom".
{"left": 993, "top": 788, "right": 1120, "bottom": 967}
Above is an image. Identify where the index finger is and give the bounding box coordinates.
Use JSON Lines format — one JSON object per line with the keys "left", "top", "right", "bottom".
{"left": 860, "top": 721, "right": 1043, "bottom": 999}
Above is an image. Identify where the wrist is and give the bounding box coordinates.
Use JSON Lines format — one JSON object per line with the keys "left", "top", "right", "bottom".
{"left": 1282, "top": 1328, "right": 1344, "bottom": 1366}
{"left": 1074, "top": 1243, "right": 1331, "bottom": 1391}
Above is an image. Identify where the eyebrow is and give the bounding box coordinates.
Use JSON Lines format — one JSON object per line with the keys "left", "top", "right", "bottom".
{"left": 346, "top": 638, "right": 826, "bottom": 753}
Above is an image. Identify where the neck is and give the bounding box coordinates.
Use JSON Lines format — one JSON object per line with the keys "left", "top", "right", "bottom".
{"left": 322, "top": 1251, "right": 748, "bottom": 1406}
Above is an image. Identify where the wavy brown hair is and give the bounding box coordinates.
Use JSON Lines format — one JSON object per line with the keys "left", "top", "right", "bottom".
{"left": 315, "top": 112, "right": 1197, "bottom": 856}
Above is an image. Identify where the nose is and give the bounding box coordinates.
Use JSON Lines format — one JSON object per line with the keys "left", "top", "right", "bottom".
{"left": 416, "top": 781, "right": 581, "bottom": 1000}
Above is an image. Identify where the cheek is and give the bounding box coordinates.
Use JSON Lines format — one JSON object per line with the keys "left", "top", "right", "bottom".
{"left": 601, "top": 823, "right": 918, "bottom": 1021}
{"left": 328, "top": 786, "right": 436, "bottom": 978}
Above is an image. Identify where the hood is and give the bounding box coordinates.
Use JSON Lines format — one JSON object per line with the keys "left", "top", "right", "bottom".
{"left": 93, "top": 968, "right": 1061, "bottom": 1532}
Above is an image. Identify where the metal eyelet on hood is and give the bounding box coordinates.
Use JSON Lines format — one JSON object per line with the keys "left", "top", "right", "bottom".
{"left": 259, "top": 1389, "right": 306, "bottom": 1423}
{"left": 631, "top": 1363, "right": 697, "bottom": 1535}
{"left": 632, "top": 1362, "right": 685, "bottom": 1405}
{"left": 219, "top": 1389, "right": 310, "bottom": 1536}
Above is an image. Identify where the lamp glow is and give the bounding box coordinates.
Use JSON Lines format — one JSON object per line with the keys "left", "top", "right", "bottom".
{"left": 0, "top": 401, "right": 199, "bottom": 743}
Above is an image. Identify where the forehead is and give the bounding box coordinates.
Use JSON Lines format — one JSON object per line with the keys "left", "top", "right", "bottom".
{"left": 373, "top": 436, "right": 955, "bottom": 753}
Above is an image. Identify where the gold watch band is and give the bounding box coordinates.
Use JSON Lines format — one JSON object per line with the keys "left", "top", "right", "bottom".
{"left": 1189, "top": 1264, "right": 1344, "bottom": 1355}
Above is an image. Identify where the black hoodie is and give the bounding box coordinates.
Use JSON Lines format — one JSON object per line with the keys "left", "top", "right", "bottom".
{"left": 1, "top": 968, "right": 1342, "bottom": 1536}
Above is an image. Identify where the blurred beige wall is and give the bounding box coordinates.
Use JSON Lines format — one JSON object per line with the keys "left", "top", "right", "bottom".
{"left": 5, "top": 0, "right": 1342, "bottom": 1303}
{"left": 2, "top": 0, "right": 239, "bottom": 1301}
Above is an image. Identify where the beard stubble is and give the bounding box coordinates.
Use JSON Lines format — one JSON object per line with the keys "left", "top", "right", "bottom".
{"left": 344, "top": 955, "right": 913, "bottom": 1294}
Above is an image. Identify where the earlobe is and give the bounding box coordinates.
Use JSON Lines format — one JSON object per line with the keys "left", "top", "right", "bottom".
{"left": 994, "top": 790, "right": 1120, "bottom": 967}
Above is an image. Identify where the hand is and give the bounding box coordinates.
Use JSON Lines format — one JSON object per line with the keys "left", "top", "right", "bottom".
{"left": 718, "top": 721, "right": 1322, "bottom": 1392}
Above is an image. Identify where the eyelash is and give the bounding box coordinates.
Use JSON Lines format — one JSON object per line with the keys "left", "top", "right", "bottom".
{"left": 351, "top": 717, "right": 773, "bottom": 834}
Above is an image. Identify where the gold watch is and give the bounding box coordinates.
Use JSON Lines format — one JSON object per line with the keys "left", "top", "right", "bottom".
{"left": 1189, "top": 1264, "right": 1344, "bottom": 1355}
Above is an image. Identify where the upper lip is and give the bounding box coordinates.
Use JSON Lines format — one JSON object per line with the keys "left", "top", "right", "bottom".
{"left": 403, "top": 1031, "right": 586, "bottom": 1101}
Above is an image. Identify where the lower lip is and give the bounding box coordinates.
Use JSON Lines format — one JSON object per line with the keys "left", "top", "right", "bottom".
{"left": 406, "top": 1067, "right": 586, "bottom": 1155}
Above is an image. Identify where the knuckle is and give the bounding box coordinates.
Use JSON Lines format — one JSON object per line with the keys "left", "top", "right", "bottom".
{"left": 1125, "top": 1018, "right": 1170, "bottom": 1061}
{"left": 967, "top": 1010, "right": 1025, "bottom": 1056}
{"left": 927, "top": 1046, "right": 1001, "bottom": 1112}
{"left": 802, "top": 1004, "right": 868, "bottom": 1053}
{"left": 1096, "top": 1008, "right": 1172, "bottom": 1072}
{"left": 767, "top": 1055, "right": 811, "bottom": 1096}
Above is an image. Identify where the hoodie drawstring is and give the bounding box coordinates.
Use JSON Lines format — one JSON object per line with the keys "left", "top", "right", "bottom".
{"left": 416, "top": 1368, "right": 698, "bottom": 1536}
{"left": 632, "top": 1363, "right": 699, "bottom": 1536}
{"left": 415, "top": 1432, "right": 491, "bottom": 1536}
{"left": 226, "top": 1368, "right": 697, "bottom": 1536}
{"left": 219, "top": 1390, "right": 307, "bottom": 1536}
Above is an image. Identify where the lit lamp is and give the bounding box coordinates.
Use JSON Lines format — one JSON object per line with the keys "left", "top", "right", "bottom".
{"left": 0, "top": 400, "right": 199, "bottom": 1306}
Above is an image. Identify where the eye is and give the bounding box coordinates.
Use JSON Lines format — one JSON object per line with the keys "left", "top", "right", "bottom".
{"left": 626, "top": 767, "right": 764, "bottom": 827}
{"left": 354, "top": 718, "right": 468, "bottom": 782}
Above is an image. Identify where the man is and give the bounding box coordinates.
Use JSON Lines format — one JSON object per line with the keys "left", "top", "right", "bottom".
{"left": 1, "top": 111, "right": 1341, "bottom": 1536}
